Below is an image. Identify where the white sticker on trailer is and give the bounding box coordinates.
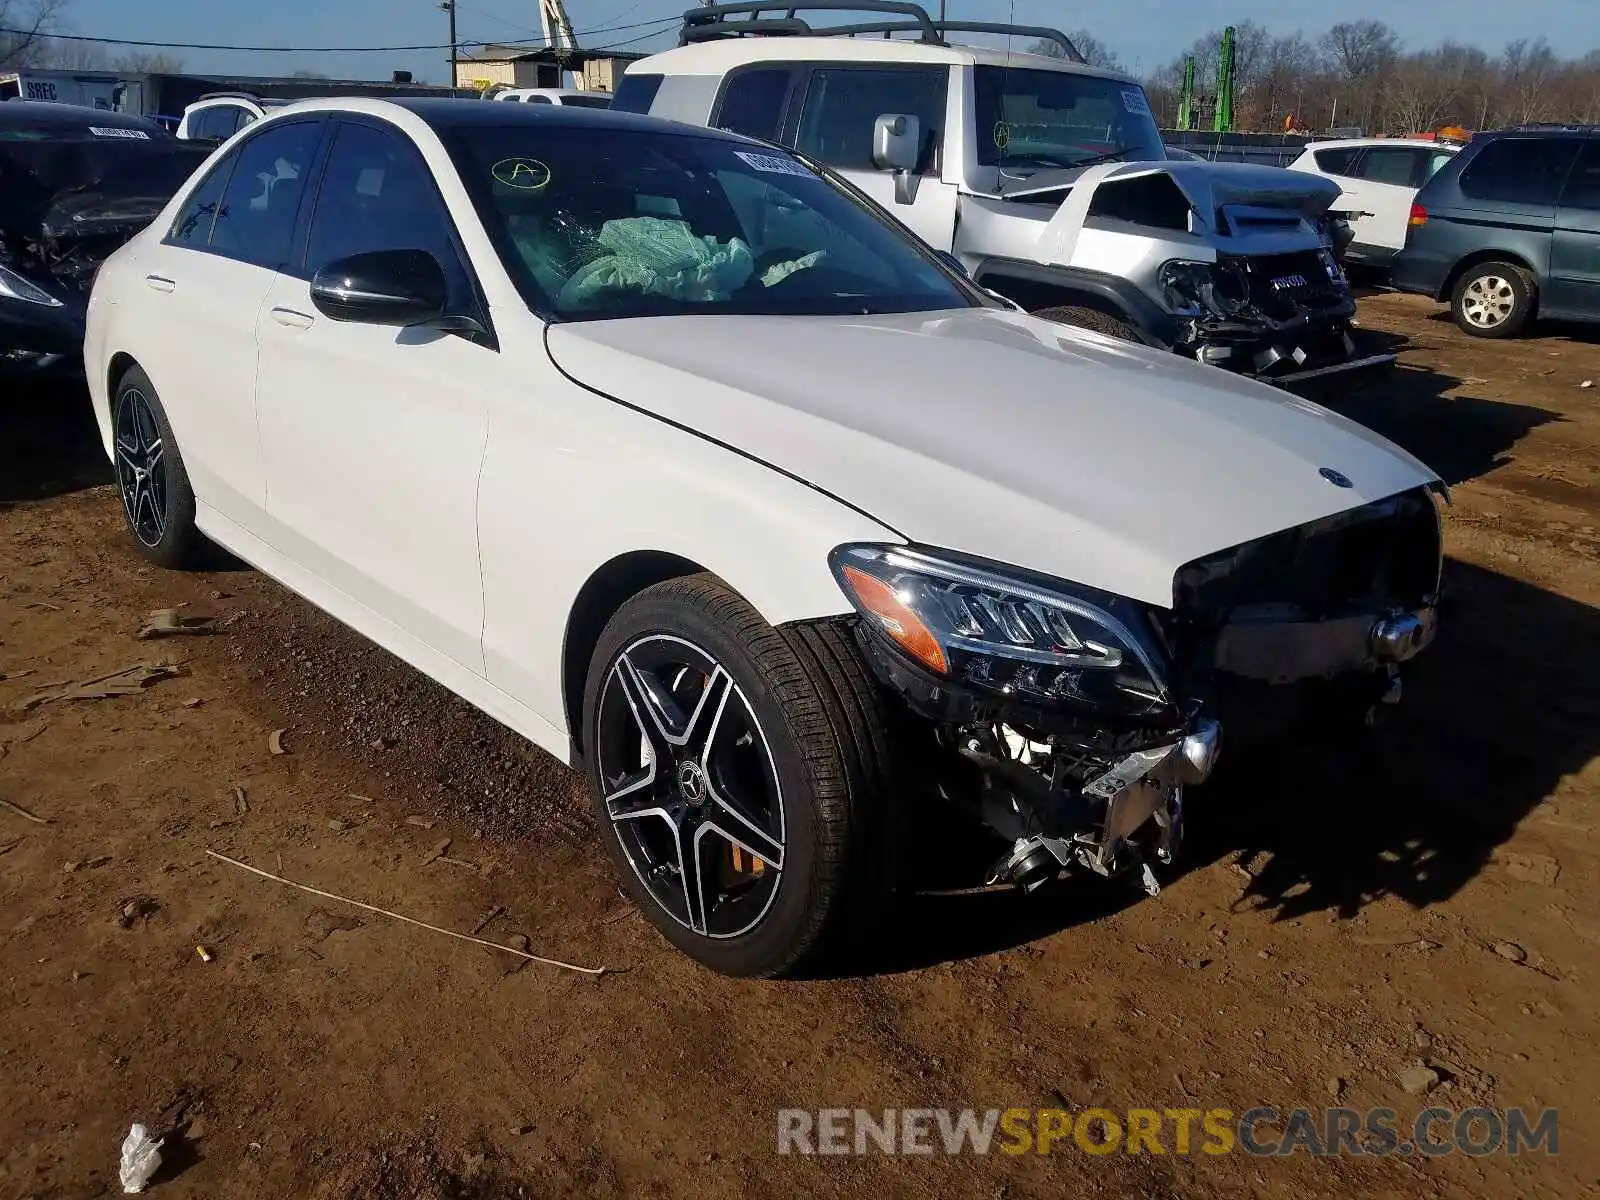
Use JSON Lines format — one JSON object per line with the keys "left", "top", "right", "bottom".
{"left": 1121, "top": 89, "right": 1151, "bottom": 117}
{"left": 89, "top": 126, "right": 150, "bottom": 139}
{"left": 733, "top": 150, "right": 816, "bottom": 179}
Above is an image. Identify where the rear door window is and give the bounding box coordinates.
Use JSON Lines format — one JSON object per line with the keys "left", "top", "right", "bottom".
{"left": 714, "top": 68, "right": 797, "bottom": 142}
{"left": 1354, "top": 146, "right": 1426, "bottom": 187}
{"left": 208, "top": 120, "right": 324, "bottom": 268}
{"left": 1558, "top": 140, "right": 1600, "bottom": 212}
{"left": 1459, "top": 137, "right": 1581, "bottom": 207}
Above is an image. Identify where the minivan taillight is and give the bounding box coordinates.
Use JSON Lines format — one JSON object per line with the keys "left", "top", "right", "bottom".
{"left": 1409, "top": 202, "right": 1428, "bottom": 228}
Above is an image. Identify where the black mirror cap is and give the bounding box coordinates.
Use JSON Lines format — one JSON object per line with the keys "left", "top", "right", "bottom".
{"left": 309, "top": 249, "right": 448, "bottom": 327}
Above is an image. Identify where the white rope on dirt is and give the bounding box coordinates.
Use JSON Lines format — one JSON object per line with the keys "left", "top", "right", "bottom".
{"left": 205, "top": 849, "right": 608, "bottom": 977}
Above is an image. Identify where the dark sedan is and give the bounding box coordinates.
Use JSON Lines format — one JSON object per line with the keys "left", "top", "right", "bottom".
{"left": 1, "top": 102, "right": 211, "bottom": 373}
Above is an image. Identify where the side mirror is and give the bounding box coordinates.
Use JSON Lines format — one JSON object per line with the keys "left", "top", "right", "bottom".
{"left": 871, "top": 113, "right": 920, "bottom": 174}
{"left": 310, "top": 249, "right": 448, "bottom": 327}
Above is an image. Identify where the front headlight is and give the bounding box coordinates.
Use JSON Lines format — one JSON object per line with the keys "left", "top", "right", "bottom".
{"left": 1317, "top": 248, "right": 1345, "bottom": 284}
{"left": 1158, "top": 259, "right": 1249, "bottom": 319}
{"left": 0, "top": 264, "right": 64, "bottom": 308}
{"left": 829, "top": 544, "right": 1170, "bottom": 718}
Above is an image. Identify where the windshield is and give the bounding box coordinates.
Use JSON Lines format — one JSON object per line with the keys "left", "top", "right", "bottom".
{"left": 446, "top": 125, "right": 977, "bottom": 321}
{"left": 972, "top": 67, "right": 1164, "bottom": 172}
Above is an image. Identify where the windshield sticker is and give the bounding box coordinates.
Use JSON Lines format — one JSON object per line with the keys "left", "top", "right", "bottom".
{"left": 89, "top": 126, "right": 150, "bottom": 140}
{"left": 992, "top": 121, "right": 1011, "bottom": 151}
{"left": 1120, "top": 89, "right": 1151, "bottom": 118}
{"left": 733, "top": 150, "right": 815, "bottom": 179}
{"left": 491, "top": 157, "right": 550, "bottom": 190}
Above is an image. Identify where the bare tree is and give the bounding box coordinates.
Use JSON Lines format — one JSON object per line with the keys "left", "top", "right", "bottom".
{"left": 1321, "top": 20, "right": 1400, "bottom": 80}
{"left": 1025, "top": 30, "right": 1124, "bottom": 73}
{"left": 0, "top": 0, "right": 66, "bottom": 69}
{"left": 1499, "top": 37, "right": 1560, "bottom": 124}
{"left": 113, "top": 50, "right": 183, "bottom": 73}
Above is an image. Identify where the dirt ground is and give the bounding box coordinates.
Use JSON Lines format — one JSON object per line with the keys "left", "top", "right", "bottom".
{"left": 2, "top": 293, "right": 1598, "bottom": 1199}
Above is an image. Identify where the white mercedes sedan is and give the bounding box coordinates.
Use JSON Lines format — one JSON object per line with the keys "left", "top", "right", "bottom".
{"left": 85, "top": 98, "right": 1445, "bottom": 977}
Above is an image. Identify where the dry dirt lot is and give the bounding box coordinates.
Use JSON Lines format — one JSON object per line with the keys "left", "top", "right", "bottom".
{"left": 2, "top": 293, "right": 1598, "bottom": 1199}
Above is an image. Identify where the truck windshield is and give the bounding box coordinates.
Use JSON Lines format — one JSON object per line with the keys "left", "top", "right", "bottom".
{"left": 973, "top": 67, "right": 1164, "bottom": 171}
{"left": 448, "top": 124, "right": 978, "bottom": 321}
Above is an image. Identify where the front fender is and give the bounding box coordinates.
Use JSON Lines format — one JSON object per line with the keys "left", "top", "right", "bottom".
{"left": 476, "top": 349, "right": 900, "bottom": 745}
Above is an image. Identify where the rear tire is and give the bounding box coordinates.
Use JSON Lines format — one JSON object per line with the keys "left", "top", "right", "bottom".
{"left": 581, "top": 575, "right": 893, "bottom": 978}
{"left": 1033, "top": 305, "right": 1143, "bottom": 344}
{"left": 111, "top": 366, "right": 204, "bottom": 569}
{"left": 1450, "top": 262, "right": 1534, "bottom": 339}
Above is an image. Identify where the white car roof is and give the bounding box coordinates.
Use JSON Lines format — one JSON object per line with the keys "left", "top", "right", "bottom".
{"left": 633, "top": 37, "right": 1136, "bottom": 82}
{"left": 1304, "top": 138, "right": 1459, "bottom": 152}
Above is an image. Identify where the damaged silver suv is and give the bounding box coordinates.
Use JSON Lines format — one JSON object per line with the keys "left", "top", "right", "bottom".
{"left": 617, "top": 1, "right": 1391, "bottom": 385}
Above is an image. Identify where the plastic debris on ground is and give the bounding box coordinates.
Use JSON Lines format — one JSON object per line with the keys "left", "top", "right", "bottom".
{"left": 119, "top": 1123, "right": 163, "bottom": 1193}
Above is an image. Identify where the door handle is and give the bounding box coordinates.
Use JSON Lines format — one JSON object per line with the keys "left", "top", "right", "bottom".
{"left": 144, "top": 274, "right": 175, "bottom": 293}
{"left": 270, "top": 306, "right": 314, "bottom": 330}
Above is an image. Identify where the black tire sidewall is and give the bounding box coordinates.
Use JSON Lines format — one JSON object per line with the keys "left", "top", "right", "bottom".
{"left": 1451, "top": 263, "right": 1532, "bottom": 339}
{"left": 1034, "top": 305, "right": 1143, "bottom": 344}
{"left": 581, "top": 583, "right": 832, "bottom": 978}
{"left": 112, "top": 367, "right": 200, "bottom": 569}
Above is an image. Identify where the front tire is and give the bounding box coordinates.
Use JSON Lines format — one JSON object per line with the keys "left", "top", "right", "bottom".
{"left": 112, "top": 367, "right": 204, "bottom": 569}
{"left": 1033, "top": 305, "right": 1143, "bottom": 344}
{"left": 582, "top": 576, "right": 892, "bottom": 977}
{"left": 1450, "top": 262, "right": 1534, "bottom": 338}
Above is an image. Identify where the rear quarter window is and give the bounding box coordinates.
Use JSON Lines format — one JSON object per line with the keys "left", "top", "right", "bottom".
{"left": 610, "top": 73, "right": 664, "bottom": 114}
{"left": 1312, "top": 146, "right": 1358, "bottom": 176}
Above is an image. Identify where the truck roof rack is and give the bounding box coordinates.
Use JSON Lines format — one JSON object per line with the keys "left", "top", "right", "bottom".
{"left": 679, "top": 1, "right": 1084, "bottom": 63}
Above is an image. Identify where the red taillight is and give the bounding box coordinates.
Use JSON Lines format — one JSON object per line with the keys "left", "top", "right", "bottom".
{"left": 1409, "top": 202, "right": 1428, "bottom": 227}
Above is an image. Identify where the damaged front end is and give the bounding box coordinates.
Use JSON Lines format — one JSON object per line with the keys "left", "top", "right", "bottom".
{"left": 830, "top": 487, "right": 1441, "bottom": 895}
{"left": 1, "top": 135, "right": 208, "bottom": 373}
{"left": 969, "top": 161, "right": 1393, "bottom": 386}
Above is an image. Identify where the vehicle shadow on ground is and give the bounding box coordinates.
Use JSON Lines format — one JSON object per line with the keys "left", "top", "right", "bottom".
{"left": 851, "top": 555, "right": 1600, "bottom": 974}
{"left": 1187, "top": 556, "right": 1600, "bottom": 922}
{"left": 1305, "top": 332, "right": 1565, "bottom": 488}
{"left": 0, "top": 376, "right": 112, "bottom": 504}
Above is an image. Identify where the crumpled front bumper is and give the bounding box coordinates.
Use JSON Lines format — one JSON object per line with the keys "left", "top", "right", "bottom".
{"left": 1174, "top": 296, "right": 1394, "bottom": 384}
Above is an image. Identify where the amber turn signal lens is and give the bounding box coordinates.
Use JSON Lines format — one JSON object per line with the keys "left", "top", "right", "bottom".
{"left": 840, "top": 564, "right": 949, "bottom": 674}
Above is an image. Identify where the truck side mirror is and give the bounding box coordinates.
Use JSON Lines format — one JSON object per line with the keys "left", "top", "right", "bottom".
{"left": 871, "top": 113, "right": 921, "bottom": 204}
{"left": 872, "top": 113, "right": 920, "bottom": 172}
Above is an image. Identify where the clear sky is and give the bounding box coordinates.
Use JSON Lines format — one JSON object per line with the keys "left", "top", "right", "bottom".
{"left": 48, "top": 0, "right": 1600, "bottom": 85}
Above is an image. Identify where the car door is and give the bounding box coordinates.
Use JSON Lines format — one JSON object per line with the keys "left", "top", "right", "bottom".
{"left": 787, "top": 64, "right": 959, "bottom": 250}
{"left": 1548, "top": 139, "right": 1600, "bottom": 319}
{"left": 1448, "top": 136, "right": 1580, "bottom": 275}
{"left": 254, "top": 117, "right": 494, "bottom": 675}
{"left": 115, "top": 117, "right": 326, "bottom": 528}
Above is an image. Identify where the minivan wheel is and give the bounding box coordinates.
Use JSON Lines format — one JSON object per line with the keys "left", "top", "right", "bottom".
{"left": 1451, "top": 262, "right": 1533, "bottom": 338}
{"left": 112, "top": 367, "right": 204, "bottom": 568}
{"left": 581, "top": 576, "right": 891, "bottom": 978}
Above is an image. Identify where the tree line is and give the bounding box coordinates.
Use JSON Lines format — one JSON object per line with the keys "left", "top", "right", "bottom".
{"left": 1045, "top": 20, "right": 1600, "bottom": 134}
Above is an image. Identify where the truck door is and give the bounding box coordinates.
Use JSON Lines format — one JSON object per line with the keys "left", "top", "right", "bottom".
{"left": 785, "top": 64, "right": 959, "bottom": 251}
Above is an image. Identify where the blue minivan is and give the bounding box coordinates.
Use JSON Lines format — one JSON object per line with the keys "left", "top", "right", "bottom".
{"left": 1392, "top": 125, "right": 1600, "bottom": 338}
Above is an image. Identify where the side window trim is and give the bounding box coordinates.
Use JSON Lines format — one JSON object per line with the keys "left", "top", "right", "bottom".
{"left": 709, "top": 63, "right": 801, "bottom": 144}
{"left": 786, "top": 61, "right": 949, "bottom": 176}
{"left": 294, "top": 115, "right": 497, "bottom": 351}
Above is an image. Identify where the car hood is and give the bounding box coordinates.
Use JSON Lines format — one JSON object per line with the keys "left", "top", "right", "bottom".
{"left": 544, "top": 307, "right": 1438, "bottom": 608}
{"left": 990, "top": 159, "right": 1341, "bottom": 220}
